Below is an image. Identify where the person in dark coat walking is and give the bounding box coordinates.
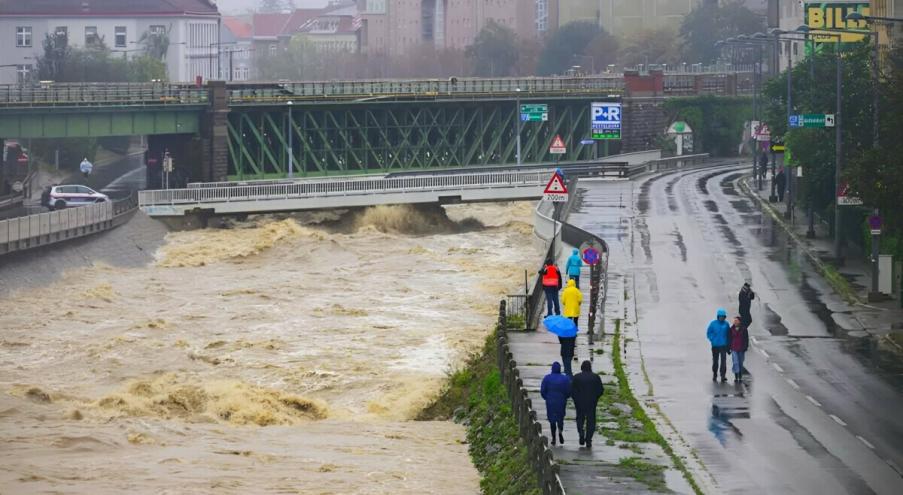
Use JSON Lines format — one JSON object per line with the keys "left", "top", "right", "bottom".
{"left": 571, "top": 360, "right": 604, "bottom": 447}
{"left": 558, "top": 334, "right": 576, "bottom": 377}
{"left": 738, "top": 282, "right": 755, "bottom": 328}
{"left": 540, "top": 361, "right": 571, "bottom": 446}
{"left": 775, "top": 168, "right": 786, "bottom": 202}
{"left": 728, "top": 316, "right": 750, "bottom": 383}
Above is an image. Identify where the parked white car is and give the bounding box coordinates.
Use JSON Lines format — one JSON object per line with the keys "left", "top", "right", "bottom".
{"left": 45, "top": 185, "right": 109, "bottom": 210}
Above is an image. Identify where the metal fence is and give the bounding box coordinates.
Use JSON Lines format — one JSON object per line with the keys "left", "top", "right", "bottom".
{"left": 496, "top": 300, "right": 566, "bottom": 495}
{"left": 0, "top": 83, "right": 208, "bottom": 107}
{"left": 0, "top": 192, "right": 138, "bottom": 256}
{"left": 140, "top": 169, "right": 557, "bottom": 208}
{"left": 227, "top": 76, "right": 625, "bottom": 104}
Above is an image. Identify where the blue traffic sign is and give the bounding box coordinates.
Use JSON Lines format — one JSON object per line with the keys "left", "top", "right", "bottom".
{"left": 580, "top": 139, "right": 595, "bottom": 145}
{"left": 582, "top": 247, "right": 601, "bottom": 266}
{"left": 591, "top": 102, "right": 622, "bottom": 140}
{"left": 788, "top": 115, "right": 801, "bottom": 128}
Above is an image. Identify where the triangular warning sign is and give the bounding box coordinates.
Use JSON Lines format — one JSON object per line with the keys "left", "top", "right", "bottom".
{"left": 551, "top": 135, "right": 565, "bottom": 148}
{"left": 544, "top": 173, "right": 568, "bottom": 194}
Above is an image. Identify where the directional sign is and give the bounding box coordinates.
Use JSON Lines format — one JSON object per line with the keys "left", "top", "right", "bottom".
{"left": 869, "top": 215, "right": 882, "bottom": 235}
{"left": 581, "top": 247, "right": 601, "bottom": 266}
{"left": 521, "top": 103, "right": 548, "bottom": 122}
{"left": 591, "top": 102, "right": 621, "bottom": 140}
{"left": 550, "top": 135, "right": 566, "bottom": 154}
{"left": 580, "top": 139, "right": 595, "bottom": 145}
{"left": 790, "top": 114, "right": 834, "bottom": 128}
{"left": 543, "top": 171, "right": 568, "bottom": 202}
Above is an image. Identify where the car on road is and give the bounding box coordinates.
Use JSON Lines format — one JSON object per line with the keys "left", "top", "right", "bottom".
{"left": 43, "top": 185, "right": 109, "bottom": 210}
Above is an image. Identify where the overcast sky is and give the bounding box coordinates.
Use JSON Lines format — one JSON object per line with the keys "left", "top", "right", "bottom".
{"left": 215, "top": 0, "right": 330, "bottom": 15}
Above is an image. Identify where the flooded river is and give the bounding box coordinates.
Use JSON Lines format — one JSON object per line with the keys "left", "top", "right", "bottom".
{"left": 0, "top": 202, "right": 542, "bottom": 494}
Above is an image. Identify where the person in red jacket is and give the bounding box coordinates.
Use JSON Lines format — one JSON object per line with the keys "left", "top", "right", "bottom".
{"left": 540, "top": 258, "right": 562, "bottom": 317}
{"left": 728, "top": 316, "right": 750, "bottom": 383}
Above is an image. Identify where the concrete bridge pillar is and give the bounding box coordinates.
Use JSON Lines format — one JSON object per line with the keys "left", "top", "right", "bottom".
{"left": 201, "top": 81, "right": 230, "bottom": 182}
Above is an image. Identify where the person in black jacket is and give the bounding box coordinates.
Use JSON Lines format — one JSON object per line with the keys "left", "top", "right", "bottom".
{"left": 738, "top": 282, "right": 755, "bottom": 328}
{"left": 571, "top": 360, "right": 604, "bottom": 447}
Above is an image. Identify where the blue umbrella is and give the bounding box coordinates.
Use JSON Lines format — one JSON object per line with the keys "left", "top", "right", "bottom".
{"left": 543, "top": 315, "right": 578, "bottom": 338}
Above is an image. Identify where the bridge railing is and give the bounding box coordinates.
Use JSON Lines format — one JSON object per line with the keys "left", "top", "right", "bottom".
{"left": 227, "top": 76, "right": 625, "bottom": 103}
{"left": 0, "top": 83, "right": 208, "bottom": 107}
{"left": 140, "top": 169, "right": 559, "bottom": 207}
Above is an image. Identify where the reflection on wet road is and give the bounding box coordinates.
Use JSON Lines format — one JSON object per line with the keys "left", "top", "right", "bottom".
{"left": 573, "top": 166, "right": 903, "bottom": 494}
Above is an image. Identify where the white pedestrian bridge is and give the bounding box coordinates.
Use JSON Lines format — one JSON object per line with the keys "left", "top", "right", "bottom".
{"left": 138, "top": 167, "right": 615, "bottom": 217}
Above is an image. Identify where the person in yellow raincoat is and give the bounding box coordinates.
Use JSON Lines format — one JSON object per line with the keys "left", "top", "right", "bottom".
{"left": 559, "top": 279, "right": 583, "bottom": 375}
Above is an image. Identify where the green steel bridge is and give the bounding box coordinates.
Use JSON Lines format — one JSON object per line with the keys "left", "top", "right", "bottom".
{"left": 0, "top": 73, "right": 753, "bottom": 182}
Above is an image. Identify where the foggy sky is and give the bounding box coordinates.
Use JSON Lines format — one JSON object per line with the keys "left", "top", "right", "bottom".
{"left": 215, "top": 0, "right": 330, "bottom": 15}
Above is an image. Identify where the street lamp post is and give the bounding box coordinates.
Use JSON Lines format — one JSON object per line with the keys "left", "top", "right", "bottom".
{"left": 515, "top": 87, "right": 522, "bottom": 166}
{"left": 287, "top": 101, "right": 294, "bottom": 178}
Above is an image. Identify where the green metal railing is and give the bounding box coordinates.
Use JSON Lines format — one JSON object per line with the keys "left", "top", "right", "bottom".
{"left": 0, "top": 83, "right": 208, "bottom": 107}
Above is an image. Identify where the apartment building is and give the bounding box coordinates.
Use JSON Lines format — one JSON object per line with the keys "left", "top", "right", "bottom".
{"left": 0, "top": 0, "right": 221, "bottom": 83}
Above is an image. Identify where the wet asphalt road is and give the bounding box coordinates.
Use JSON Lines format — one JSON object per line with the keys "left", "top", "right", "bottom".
{"left": 570, "top": 164, "right": 903, "bottom": 494}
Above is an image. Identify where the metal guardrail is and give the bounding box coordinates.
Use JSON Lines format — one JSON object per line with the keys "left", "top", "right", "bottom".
{"left": 0, "top": 192, "right": 138, "bottom": 256}
{"left": 497, "top": 300, "right": 566, "bottom": 495}
{"left": 227, "top": 76, "right": 625, "bottom": 104}
{"left": 627, "top": 153, "right": 711, "bottom": 176}
{"left": 0, "top": 83, "right": 208, "bottom": 107}
{"left": 140, "top": 169, "right": 561, "bottom": 208}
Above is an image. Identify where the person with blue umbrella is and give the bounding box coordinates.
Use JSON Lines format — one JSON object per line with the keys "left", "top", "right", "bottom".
{"left": 540, "top": 361, "right": 571, "bottom": 446}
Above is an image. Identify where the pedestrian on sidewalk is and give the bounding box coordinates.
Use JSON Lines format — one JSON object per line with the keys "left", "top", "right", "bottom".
{"left": 540, "top": 361, "right": 571, "bottom": 446}
{"left": 707, "top": 308, "right": 731, "bottom": 382}
{"left": 571, "top": 360, "right": 604, "bottom": 448}
{"left": 775, "top": 168, "right": 786, "bottom": 202}
{"left": 728, "top": 316, "right": 750, "bottom": 383}
{"left": 559, "top": 279, "right": 582, "bottom": 375}
{"left": 566, "top": 248, "right": 583, "bottom": 288}
{"left": 738, "top": 282, "right": 755, "bottom": 328}
{"left": 540, "top": 258, "right": 562, "bottom": 317}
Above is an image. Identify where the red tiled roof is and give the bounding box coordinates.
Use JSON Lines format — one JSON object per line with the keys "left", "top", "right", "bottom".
{"left": 223, "top": 16, "right": 252, "bottom": 39}
{"left": 252, "top": 12, "right": 291, "bottom": 38}
{"left": 0, "top": 0, "right": 219, "bottom": 16}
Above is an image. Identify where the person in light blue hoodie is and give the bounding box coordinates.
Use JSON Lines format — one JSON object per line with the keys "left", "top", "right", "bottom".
{"left": 706, "top": 308, "right": 731, "bottom": 382}
{"left": 565, "top": 248, "right": 583, "bottom": 288}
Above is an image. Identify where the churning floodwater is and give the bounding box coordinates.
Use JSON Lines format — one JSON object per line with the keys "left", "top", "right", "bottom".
{"left": 0, "top": 202, "right": 543, "bottom": 494}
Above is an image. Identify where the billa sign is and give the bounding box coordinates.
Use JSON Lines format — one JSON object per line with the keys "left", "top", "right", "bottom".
{"left": 805, "top": 2, "right": 870, "bottom": 43}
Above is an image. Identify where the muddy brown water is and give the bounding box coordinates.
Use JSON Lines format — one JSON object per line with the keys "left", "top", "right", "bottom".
{"left": 0, "top": 202, "right": 543, "bottom": 494}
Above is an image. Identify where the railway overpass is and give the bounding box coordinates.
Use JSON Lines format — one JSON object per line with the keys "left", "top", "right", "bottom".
{"left": 0, "top": 70, "right": 753, "bottom": 191}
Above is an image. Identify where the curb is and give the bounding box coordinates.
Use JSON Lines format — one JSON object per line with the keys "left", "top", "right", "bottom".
{"left": 737, "top": 177, "right": 863, "bottom": 305}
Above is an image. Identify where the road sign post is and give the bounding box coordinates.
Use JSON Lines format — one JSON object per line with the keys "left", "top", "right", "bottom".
{"left": 520, "top": 103, "right": 548, "bottom": 122}
{"left": 789, "top": 114, "right": 835, "bottom": 128}
{"left": 869, "top": 212, "right": 882, "bottom": 301}
{"left": 543, "top": 170, "right": 568, "bottom": 202}
{"left": 549, "top": 135, "right": 566, "bottom": 156}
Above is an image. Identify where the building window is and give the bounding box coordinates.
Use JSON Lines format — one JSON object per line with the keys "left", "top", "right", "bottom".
{"left": 16, "top": 64, "right": 32, "bottom": 83}
{"left": 150, "top": 25, "right": 165, "bottom": 35}
{"left": 115, "top": 26, "right": 126, "bottom": 47}
{"left": 269, "top": 44, "right": 277, "bottom": 55}
{"left": 55, "top": 26, "right": 68, "bottom": 38}
{"left": 16, "top": 26, "right": 32, "bottom": 47}
{"left": 85, "top": 26, "right": 98, "bottom": 46}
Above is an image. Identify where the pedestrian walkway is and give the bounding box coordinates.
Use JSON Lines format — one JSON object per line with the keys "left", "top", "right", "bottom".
{"left": 740, "top": 177, "right": 903, "bottom": 351}
{"left": 507, "top": 179, "right": 691, "bottom": 494}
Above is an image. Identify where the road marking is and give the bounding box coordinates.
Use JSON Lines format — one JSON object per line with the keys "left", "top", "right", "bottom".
{"left": 885, "top": 459, "right": 903, "bottom": 477}
{"left": 758, "top": 348, "right": 770, "bottom": 359}
{"left": 750, "top": 336, "right": 759, "bottom": 345}
{"left": 772, "top": 363, "right": 784, "bottom": 373}
{"left": 806, "top": 395, "right": 822, "bottom": 407}
{"left": 829, "top": 414, "right": 847, "bottom": 426}
{"left": 857, "top": 435, "right": 875, "bottom": 450}
{"left": 786, "top": 378, "right": 800, "bottom": 389}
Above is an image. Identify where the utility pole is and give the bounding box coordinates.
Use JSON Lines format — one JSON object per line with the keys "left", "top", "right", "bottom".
{"left": 515, "top": 87, "right": 522, "bottom": 165}
{"left": 785, "top": 38, "right": 794, "bottom": 222}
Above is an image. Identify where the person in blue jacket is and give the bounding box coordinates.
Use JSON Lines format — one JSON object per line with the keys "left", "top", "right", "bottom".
{"left": 565, "top": 248, "right": 583, "bottom": 288}
{"left": 540, "top": 361, "right": 572, "bottom": 446}
{"left": 707, "top": 308, "right": 731, "bottom": 382}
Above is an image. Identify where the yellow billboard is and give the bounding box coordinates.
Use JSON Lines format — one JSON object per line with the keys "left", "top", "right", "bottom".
{"left": 805, "top": 2, "right": 871, "bottom": 43}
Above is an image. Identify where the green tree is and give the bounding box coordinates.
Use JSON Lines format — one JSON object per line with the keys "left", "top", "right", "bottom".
{"left": 466, "top": 20, "right": 518, "bottom": 77}
{"left": 761, "top": 43, "right": 874, "bottom": 223}
{"left": 36, "top": 32, "right": 70, "bottom": 81}
{"left": 257, "top": 37, "right": 323, "bottom": 80}
{"left": 618, "top": 26, "right": 682, "bottom": 67}
{"left": 536, "top": 21, "right": 602, "bottom": 76}
{"left": 139, "top": 27, "right": 170, "bottom": 61}
{"left": 680, "top": 0, "right": 765, "bottom": 64}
